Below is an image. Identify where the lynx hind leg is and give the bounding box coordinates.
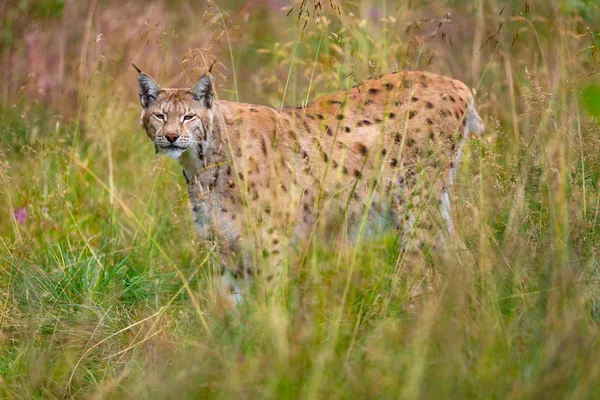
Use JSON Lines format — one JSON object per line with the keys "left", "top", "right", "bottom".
{"left": 436, "top": 103, "right": 484, "bottom": 257}
{"left": 393, "top": 187, "right": 450, "bottom": 308}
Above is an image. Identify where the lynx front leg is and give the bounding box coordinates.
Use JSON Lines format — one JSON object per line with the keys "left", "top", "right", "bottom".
{"left": 393, "top": 197, "right": 444, "bottom": 310}
{"left": 208, "top": 243, "right": 245, "bottom": 308}
{"left": 219, "top": 270, "right": 243, "bottom": 305}
{"left": 217, "top": 223, "right": 286, "bottom": 305}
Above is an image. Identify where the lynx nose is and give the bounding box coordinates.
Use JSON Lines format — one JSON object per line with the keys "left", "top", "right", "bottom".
{"left": 165, "top": 133, "right": 179, "bottom": 143}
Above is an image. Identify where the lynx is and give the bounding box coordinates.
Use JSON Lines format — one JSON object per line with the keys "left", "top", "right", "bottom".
{"left": 135, "top": 65, "right": 484, "bottom": 302}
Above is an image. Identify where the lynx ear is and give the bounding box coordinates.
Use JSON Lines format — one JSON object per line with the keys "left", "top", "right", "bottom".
{"left": 190, "top": 74, "right": 214, "bottom": 108}
{"left": 136, "top": 69, "right": 161, "bottom": 108}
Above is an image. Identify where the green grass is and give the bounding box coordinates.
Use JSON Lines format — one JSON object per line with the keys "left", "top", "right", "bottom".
{"left": 1, "top": 0, "right": 600, "bottom": 398}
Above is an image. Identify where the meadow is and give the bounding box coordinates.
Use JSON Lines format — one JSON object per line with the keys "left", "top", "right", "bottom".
{"left": 1, "top": 0, "right": 600, "bottom": 398}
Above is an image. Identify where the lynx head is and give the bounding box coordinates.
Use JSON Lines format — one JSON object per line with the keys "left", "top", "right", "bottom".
{"left": 135, "top": 65, "right": 215, "bottom": 159}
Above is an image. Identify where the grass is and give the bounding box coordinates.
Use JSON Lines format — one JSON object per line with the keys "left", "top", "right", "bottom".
{"left": 1, "top": 0, "right": 600, "bottom": 398}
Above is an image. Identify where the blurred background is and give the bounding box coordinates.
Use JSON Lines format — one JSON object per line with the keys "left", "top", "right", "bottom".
{"left": 5, "top": 0, "right": 597, "bottom": 112}
{"left": 2, "top": 0, "right": 600, "bottom": 398}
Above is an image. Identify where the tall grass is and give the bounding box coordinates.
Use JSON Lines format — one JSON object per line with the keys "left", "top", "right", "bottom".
{"left": 1, "top": 0, "right": 600, "bottom": 398}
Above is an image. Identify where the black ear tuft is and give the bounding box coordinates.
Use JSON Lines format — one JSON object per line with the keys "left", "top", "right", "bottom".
{"left": 191, "top": 74, "right": 214, "bottom": 108}
{"left": 137, "top": 73, "right": 161, "bottom": 108}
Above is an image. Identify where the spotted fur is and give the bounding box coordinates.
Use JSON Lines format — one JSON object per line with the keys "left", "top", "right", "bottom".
{"left": 136, "top": 69, "right": 484, "bottom": 282}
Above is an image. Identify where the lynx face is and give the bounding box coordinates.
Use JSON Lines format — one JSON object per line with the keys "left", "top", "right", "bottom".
{"left": 137, "top": 72, "right": 215, "bottom": 159}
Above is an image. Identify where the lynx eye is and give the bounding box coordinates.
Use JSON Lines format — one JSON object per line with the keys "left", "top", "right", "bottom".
{"left": 183, "top": 114, "right": 196, "bottom": 122}
{"left": 154, "top": 113, "right": 165, "bottom": 121}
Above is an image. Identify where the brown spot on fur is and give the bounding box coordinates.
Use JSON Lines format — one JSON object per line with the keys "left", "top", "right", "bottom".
{"left": 328, "top": 100, "right": 343, "bottom": 105}
{"left": 325, "top": 125, "right": 333, "bottom": 136}
{"left": 345, "top": 126, "right": 351, "bottom": 132}
{"left": 356, "top": 143, "right": 368, "bottom": 156}
{"left": 426, "top": 118, "right": 434, "bottom": 125}
{"left": 391, "top": 159, "right": 398, "bottom": 167}
{"left": 411, "top": 97, "right": 419, "bottom": 102}
{"left": 368, "top": 88, "right": 379, "bottom": 95}
{"left": 250, "top": 108, "right": 259, "bottom": 112}
{"left": 394, "top": 132, "right": 402, "bottom": 144}
{"left": 302, "top": 119, "right": 312, "bottom": 133}
{"left": 381, "top": 148, "right": 387, "bottom": 156}
{"left": 387, "top": 112, "right": 396, "bottom": 119}
{"left": 317, "top": 114, "right": 324, "bottom": 120}
{"left": 248, "top": 157, "right": 259, "bottom": 174}
{"left": 358, "top": 120, "right": 372, "bottom": 127}
{"left": 354, "top": 170, "right": 362, "bottom": 178}
{"left": 261, "top": 137, "right": 268, "bottom": 155}
{"left": 409, "top": 111, "right": 417, "bottom": 119}
{"left": 383, "top": 82, "right": 394, "bottom": 91}
{"left": 337, "top": 114, "right": 344, "bottom": 120}
{"left": 365, "top": 99, "right": 374, "bottom": 105}
{"left": 426, "top": 101, "right": 434, "bottom": 109}
{"left": 343, "top": 166, "right": 349, "bottom": 174}
{"left": 449, "top": 95, "right": 456, "bottom": 103}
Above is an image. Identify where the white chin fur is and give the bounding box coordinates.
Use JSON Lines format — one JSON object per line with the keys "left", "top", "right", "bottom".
{"left": 159, "top": 147, "right": 187, "bottom": 159}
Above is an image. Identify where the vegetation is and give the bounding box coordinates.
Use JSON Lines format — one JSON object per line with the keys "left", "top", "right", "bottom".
{"left": 1, "top": 0, "right": 600, "bottom": 398}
